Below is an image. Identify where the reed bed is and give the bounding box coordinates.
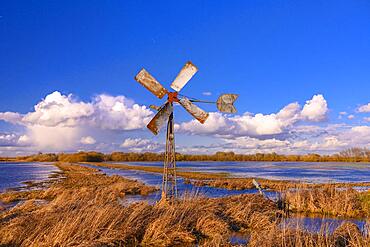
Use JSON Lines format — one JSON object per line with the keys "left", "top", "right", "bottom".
{"left": 282, "top": 184, "right": 370, "bottom": 218}
{"left": 1, "top": 162, "right": 369, "bottom": 246}
{"left": 0, "top": 163, "right": 277, "bottom": 246}
{"left": 248, "top": 220, "right": 370, "bottom": 247}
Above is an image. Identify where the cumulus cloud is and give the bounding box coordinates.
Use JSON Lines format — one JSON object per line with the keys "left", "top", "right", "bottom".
{"left": 0, "top": 112, "right": 23, "bottom": 125}
{"left": 1, "top": 90, "right": 368, "bottom": 155}
{"left": 347, "top": 114, "right": 355, "bottom": 120}
{"left": 92, "top": 94, "right": 153, "bottom": 130}
{"left": 23, "top": 91, "right": 94, "bottom": 127}
{"left": 0, "top": 133, "right": 18, "bottom": 146}
{"left": 120, "top": 138, "right": 163, "bottom": 152}
{"left": 301, "top": 94, "right": 328, "bottom": 121}
{"left": 0, "top": 133, "right": 31, "bottom": 147}
{"left": 80, "top": 136, "right": 96, "bottom": 145}
{"left": 358, "top": 103, "right": 370, "bottom": 113}
{"left": 364, "top": 117, "right": 370, "bottom": 122}
{"left": 0, "top": 91, "right": 154, "bottom": 152}
{"left": 14, "top": 91, "right": 153, "bottom": 130}
{"left": 177, "top": 95, "right": 328, "bottom": 138}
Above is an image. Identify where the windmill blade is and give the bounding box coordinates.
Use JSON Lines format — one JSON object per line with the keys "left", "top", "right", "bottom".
{"left": 179, "top": 96, "right": 209, "bottom": 124}
{"left": 135, "top": 69, "right": 168, "bottom": 99}
{"left": 147, "top": 103, "right": 173, "bottom": 135}
{"left": 216, "top": 94, "right": 238, "bottom": 113}
{"left": 170, "top": 61, "right": 198, "bottom": 92}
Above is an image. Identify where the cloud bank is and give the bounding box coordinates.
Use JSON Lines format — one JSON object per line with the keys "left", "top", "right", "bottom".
{"left": 0, "top": 91, "right": 368, "bottom": 155}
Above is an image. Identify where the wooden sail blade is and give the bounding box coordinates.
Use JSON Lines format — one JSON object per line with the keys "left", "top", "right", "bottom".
{"left": 170, "top": 61, "right": 198, "bottom": 92}
{"left": 179, "top": 96, "right": 209, "bottom": 124}
{"left": 147, "top": 103, "right": 173, "bottom": 135}
{"left": 135, "top": 69, "right": 168, "bottom": 99}
{"left": 216, "top": 94, "right": 238, "bottom": 113}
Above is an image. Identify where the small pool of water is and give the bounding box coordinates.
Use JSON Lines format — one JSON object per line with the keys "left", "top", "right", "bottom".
{"left": 282, "top": 214, "right": 368, "bottom": 233}
{"left": 0, "top": 162, "right": 60, "bottom": 192}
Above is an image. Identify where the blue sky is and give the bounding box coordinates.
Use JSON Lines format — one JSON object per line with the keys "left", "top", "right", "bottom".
{"left": 0, "top": 0, "right": 369, "bottom": 155}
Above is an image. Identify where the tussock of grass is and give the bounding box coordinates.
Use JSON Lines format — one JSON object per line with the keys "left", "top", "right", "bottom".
{"left": 248, "top": 220, "right": 370, "bottom": 247}
{"left": 283, "top": 185, "right": 370, "bottom": 218}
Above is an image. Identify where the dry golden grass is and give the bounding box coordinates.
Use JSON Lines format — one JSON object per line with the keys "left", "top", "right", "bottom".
{"left": 1, "top": 162, "right": 369, "bottom": 246}
{"left": 248, "top": 220, "right": 370, "bottom": 247}
{"left": 283, "top": 184, "right": 370, "bottom": 218}
{"left": 0, "top": 162, "right": 278, "bottom": 246}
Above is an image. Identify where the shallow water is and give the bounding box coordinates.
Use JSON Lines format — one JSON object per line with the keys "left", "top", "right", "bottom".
{"left": 0, "top": 162, "right": 59, "bottom": 192}
{"left": 112, "top": 161, "right": 370, "bottom": 183}
{"left": 87, "top": 164, "right": 279, "bottom": 203}
{"left": 282, "top": 214, "right": 367, "bottom": 233}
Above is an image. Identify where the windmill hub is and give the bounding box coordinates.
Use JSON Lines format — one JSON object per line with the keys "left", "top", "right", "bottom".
{"left": 167, "top": 91, "right": 179, "bottom": 103}
{"left": 134, "top": 61, "right": 238, "bottom": 203}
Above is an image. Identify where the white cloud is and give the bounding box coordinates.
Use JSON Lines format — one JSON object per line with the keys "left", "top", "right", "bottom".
{"left": 177, "top": 95, "right": 328, "bottom": 138}
{"left": 358, "top": 103, "right": 370, "bottom": 113}
{"left": 364, "top": 117, "right": 370, "bottom": 122}
{"left": 92, "top": 94, "right": 153, "bottom": 130}
{"left": 301, "top": 94, "right": 328, "bottom": 122}
{"left": 120, "top": 138, "right": 163, "bottom": 152}
{"left": 0, "top": 133, "right": 18, "bottom": 146}
{"left": 80, "top": 136, "right": 96, "bottom": 145}
{"left": 17, "top": 135, "right": 31, "bottom": 145}
{"left": 351, "top": 126, "right": 370, "bottom": 135}
{"left": 1, "top": 90, "right": 369, "bottom": 155}
{"left": 347, "top": 114, "right": 355, "bottom": 120}
{"left": 14, "top": 91, "right": 153, "bottom": 130}
{"left": 202, "top": 92, "right": 212, "bottom": 96}
{"left": 0, "top": 112, "right": 23, "bottom": 125}
{"left": 0, "top": 91, "right": 154, "bottom": 152}
{"left": 0, "top": 133, "right": 31, "bottom": 147}
{"left": 27, "top": 125, "right": 80, "bottom": 151}
{"left": 23, "top": 91, "right": 94, "bottom": 127}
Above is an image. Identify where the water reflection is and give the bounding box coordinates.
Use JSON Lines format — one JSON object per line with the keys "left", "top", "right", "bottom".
{"left": 0, "top": 162, "right": 60, "bottom": 192}
{"left": 111, "top": 161, "right": 370, "bottom": 183}
{"left": 85, "top": 164, "right": 278, "bottom": 204}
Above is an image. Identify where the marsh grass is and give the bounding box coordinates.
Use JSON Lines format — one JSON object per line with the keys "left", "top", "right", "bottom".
{"left": 1, "top": 162, "right": 369, "bottom": 246}
{"left": 283, "top": 184, "right": 370, "bottom": 218}
{"left": 0, "top": 163, "right": 278, "bottom": 246}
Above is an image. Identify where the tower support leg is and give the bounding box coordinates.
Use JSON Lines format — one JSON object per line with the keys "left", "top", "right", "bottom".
{"left": 161, "top": 109, "right": 177, "bottom": 202}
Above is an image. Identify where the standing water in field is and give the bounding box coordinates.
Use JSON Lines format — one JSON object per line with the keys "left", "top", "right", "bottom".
{"left": 0, "top": 162, "right": 60, "bottom": 192}
{"left": 85, "top": 163, "right": 279, "bottom": 203}
{"left": 113, "top": 161, "right": 370, "bottom": 183}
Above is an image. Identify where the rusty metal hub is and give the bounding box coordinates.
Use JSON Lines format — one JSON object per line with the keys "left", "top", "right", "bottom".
{"left": 167, "top": 91, "right": 179, "bottom": 103}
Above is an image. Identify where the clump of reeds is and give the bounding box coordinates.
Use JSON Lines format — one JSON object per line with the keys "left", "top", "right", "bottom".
{"left": 283, "top": 184, "right": 368, "bottom": 218}
{"left": 248, "top": 220, "right": 370, "bottom": 247}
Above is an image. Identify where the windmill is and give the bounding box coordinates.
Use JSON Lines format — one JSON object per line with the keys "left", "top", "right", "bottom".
{"left": 134, "top": 61, "right": 238, "bottom": 202}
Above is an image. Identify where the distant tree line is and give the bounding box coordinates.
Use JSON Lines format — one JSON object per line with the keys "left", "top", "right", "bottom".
{"left": 1, "top": 147, "right": 369, "bottom": 163}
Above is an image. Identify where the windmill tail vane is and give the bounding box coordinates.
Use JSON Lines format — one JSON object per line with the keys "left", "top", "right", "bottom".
{"left": 134, "top": 61, "right": 238, "bottom": 202}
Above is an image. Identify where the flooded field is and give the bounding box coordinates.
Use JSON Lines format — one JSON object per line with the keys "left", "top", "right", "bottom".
{"left": 86, "top": 163, "right": 279, "bottom": 203}
{"left": 0, "top": 162, "right": 60, "bottom": 192}
{"left": 113, "top": 161, "right": 370, "bottom": 183}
